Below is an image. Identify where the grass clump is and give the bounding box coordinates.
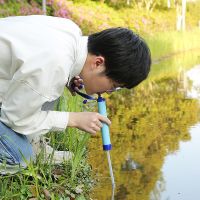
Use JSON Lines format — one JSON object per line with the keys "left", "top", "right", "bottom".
{"left": 0, "top": 89, "right": 94, "bottom": 199}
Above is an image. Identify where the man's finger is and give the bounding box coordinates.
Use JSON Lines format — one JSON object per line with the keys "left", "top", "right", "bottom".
{"left": 98, "top": 114, "right": 111, "bottom": 125}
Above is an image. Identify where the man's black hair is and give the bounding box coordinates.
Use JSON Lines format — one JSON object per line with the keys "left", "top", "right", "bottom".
{"left": 88, "top": 27, "right": 151, "bottom": 89}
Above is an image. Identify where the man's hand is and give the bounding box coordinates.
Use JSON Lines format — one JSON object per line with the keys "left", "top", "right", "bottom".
{"left": 67, "top": 76, "right": 84, "bottom": 96}
{"left": 68, "top": 112, "right": 111, "bottom": 135}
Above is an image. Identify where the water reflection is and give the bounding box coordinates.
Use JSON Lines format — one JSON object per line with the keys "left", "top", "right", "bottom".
{"left": 151, "top": 64, "right": 200, "bottom": 200}
{"left": 153, "top": 123, "right": 200, "bottom": 200}
{"left": 186, "top": 65, "right": 200, "bottom": 99}
{"left": 88, "top": 64, "right": 200, "bottom": 200}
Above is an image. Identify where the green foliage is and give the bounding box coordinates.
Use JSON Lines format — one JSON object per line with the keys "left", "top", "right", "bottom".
{"left": 146, "top": 28, "right": 200, "bottom": 62}
{"left": 0, "top": 0, "right": 43, "bottom": 17}
{"left": 64, "top": 0, "right": 200, "bottom": 36}
{"left": 72, "top": 0, "right": 166, "bottom": 10}
{"left": 0, "top": 89, "right": 93, "bottom": 199}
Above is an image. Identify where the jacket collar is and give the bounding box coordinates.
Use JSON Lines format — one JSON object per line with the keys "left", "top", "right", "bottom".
{"left": 67, "top": 36, "right": 88, "bottom": 86}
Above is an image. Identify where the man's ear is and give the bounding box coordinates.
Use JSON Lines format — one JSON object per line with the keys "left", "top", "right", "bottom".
{"left": 95, "top": 55, "right": 105, "bottom": 68}
{"left": 92, "top": 55, "right": 106, "bottom": 74}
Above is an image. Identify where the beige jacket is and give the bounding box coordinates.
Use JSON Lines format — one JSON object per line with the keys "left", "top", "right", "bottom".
{"left": 0, "top": 15, "right": 88, "bottom": 136}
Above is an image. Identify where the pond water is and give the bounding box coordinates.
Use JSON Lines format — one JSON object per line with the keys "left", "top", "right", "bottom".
{"left": 88, "top": 51, "right": 200, "bottom": 200}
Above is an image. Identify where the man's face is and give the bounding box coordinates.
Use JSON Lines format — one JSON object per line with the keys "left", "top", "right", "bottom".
{"left": 80, "top": 54, "right": 118, "bottom": 95}
{"left": 83, "top": 70, "right": 119, "bottom": 95}
{"left": 80, "top": 54, "right": 122, "bottom": 95}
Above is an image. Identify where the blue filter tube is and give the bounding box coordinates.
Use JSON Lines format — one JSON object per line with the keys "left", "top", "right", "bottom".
{"left": 97, "top": 96, "right": 112, "bottom": 151}
{"left": 97, "top": 95, "right": 115, "bottom": 193}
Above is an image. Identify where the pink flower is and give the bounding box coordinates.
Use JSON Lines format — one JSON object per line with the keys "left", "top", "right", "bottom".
{"left": 54, "top": 8, "right": 69, "bottom": 18}
{"left": 0, "top": 0, "right": 5, "bottom": 5}
{"left": 20, "top": 5, "right": 43, "bottom": 15}
{"left": 142, "top": 18, "right": 148, "bottom": 25}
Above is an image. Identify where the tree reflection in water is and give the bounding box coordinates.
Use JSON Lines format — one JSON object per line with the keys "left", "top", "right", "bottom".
{"left": 88, "top": 68, "right": 200, "bottom": 200}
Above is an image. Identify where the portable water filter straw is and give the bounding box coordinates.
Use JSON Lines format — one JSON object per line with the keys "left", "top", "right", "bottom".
{"left": 97, "top": 95, "right": 116, "bottom": 192}
{"left": 72, "top": 84, "right": 116, "bottom": 198}
{"left": 97, "top": 95, "right": 111, "bottom": 151}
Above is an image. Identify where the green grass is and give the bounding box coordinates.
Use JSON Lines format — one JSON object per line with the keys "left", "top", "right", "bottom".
{"left": 0, "top": 89, "right": 93, "bottom": 199}
{"left": 146, "top": 28, "right": 200, "bottom": 60}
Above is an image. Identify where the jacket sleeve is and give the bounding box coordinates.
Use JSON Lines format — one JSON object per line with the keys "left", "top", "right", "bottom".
{"left": 0, "top": 78, "right": 69, "bottom": 135}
